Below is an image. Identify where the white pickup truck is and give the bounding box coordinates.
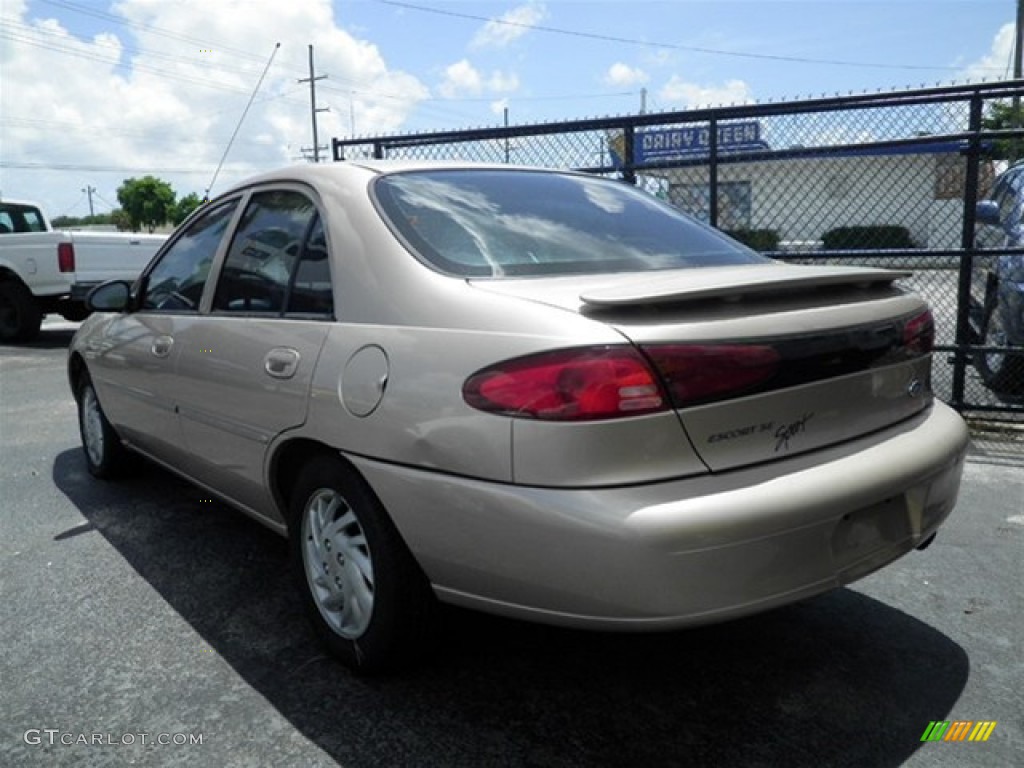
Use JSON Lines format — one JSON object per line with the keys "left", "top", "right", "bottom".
{"left": 0, "top": 199, "right": 166, "bottom": 342}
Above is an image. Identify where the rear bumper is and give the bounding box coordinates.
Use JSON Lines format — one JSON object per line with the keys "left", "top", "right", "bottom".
{"left": 351, "top": 401, "right": 969, "bottom": 630}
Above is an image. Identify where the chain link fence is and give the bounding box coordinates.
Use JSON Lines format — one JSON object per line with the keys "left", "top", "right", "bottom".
{"left": 333, "top": 81, "right": 1024, "bottom": 425}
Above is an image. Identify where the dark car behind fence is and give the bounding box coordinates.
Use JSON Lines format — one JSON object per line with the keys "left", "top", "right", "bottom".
{"left": 333, "top": 81, "right": 1024, "bottom": 424}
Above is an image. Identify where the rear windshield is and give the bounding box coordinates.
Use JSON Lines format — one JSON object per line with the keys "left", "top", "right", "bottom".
{"left": 372, "top": 169, "right": 766, "bottom": 278}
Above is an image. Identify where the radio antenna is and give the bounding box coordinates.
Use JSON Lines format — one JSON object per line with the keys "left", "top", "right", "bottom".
{"left": 205, "top": 42, "right": 281, "bottom": 199}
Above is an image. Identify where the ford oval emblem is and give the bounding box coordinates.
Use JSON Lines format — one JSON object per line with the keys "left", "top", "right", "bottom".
{"left": 907, "top": 378, "right": 925, "bottom": 398}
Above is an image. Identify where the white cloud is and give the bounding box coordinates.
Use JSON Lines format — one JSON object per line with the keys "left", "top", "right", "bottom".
{"left": 487, "top": 71, "right": 520, "bottom": 93}
{"left": 439, "top": 59, "right": 519, "bottom": 99}
{"left": 659, "top": 76, "right": 753, "bottom": 108}
{"left": 472, "top": 2, "right": 546, "bottom": 49}
{"left": 439, "top": 59, "right": 484, "bottom": 98}
{"left": 604, "top": 63, "right": 648, "bottom": 88}
{"left": 959, "top": 22, "right": 1015, "bottom": 82}
{"left": 0, "top": 0, "right": 427, "bottom": 210}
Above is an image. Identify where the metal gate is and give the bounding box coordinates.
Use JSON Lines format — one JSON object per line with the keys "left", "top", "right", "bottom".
{"left": 333, "top": 81, "right": 1024, "bottom": 422}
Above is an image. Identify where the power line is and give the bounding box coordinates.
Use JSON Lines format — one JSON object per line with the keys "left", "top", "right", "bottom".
{"left": 0, "top": 27, "right": 276, "bottom": 98}
{"left": 35, "top": 0, "right": 273, "bottom": 66}
{"left": 20, "top": 2, "right": 642, "bottom": 118}
{"left": 376, "top": 0, "right": 1006, "bottom": 73}
{"left": 0, "top": 161, "right": 256, "bottom": 173}
{"left": 1, "top": 16, "right": 277, "bottom": 82}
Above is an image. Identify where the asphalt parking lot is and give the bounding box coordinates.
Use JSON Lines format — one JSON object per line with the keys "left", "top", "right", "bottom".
{"left": 1, "top": 320, "right": 1021, "bottom": 768}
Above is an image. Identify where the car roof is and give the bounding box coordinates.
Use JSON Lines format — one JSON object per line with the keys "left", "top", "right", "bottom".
{"left": 216, "top": 160, "right": 584, "bottom": 198}
{"left": 0, "top": 198, "right": 44, "bottom": 208}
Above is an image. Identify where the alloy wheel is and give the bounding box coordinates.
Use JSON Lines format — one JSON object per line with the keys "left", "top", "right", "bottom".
{"left": 300, "top": 488, "right": 375, "bottom": 639}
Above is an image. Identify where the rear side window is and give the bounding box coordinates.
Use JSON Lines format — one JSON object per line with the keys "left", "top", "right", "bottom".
{"left": 285, "top": 218, "right": 334, "bottom": 317}
{"left": 372, "top": 169, "right": 766, "bottom": 278}
{"left": 213, "top": 190, "right": 332, "bottom": 317}
{"left": 0, "top": 203, "right": 46, "bottom": 233}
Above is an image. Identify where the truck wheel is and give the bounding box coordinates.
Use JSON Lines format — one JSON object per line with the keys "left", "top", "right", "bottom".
{"left": 60, "top": 304, "right": 92, "bottom": 323}
{"left": 0, "top": 281, "right": 43, "bottom": 343}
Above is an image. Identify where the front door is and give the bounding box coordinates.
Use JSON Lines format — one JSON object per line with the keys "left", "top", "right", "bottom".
{"left": 87, "top": 199, "right": 240, "bottom": 465}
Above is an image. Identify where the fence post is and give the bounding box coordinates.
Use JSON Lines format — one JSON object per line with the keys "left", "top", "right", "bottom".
{"left": 623, "top": 125, "right": 637, "bottom": 185}
{"left": 951, "top": 92, "right": 984, "bottom": 411}
{"left": 708, "top": 116, "right": 719, "bottom": 228}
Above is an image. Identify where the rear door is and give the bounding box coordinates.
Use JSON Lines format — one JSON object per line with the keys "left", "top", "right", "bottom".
{"left": 171, "top": 188, "right": 334, "bottom": 515}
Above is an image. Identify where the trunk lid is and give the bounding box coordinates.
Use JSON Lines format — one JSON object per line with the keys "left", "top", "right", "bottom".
{"left": 471, "top": 264, "right": 934, "bottom": 472}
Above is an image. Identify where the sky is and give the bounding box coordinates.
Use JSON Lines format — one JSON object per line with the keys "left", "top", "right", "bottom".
{"left": 0, "top": 0, "right": 1017, "bottom": 219}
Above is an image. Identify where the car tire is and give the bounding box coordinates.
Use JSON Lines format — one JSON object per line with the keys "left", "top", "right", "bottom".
{"left": 77, "top": 377, "right": 131, "bottom": 478}
{"left": 974, "top": 307, "right": 1024, "bottom": 396}
{"left": 59, "top": 304, "right": 92, "bottom": 323}
{"left": 0, "top": 280, "right": 43, "bottom": 343}
{"left": 289, "top": 455, "right": 435, "bottom": 674}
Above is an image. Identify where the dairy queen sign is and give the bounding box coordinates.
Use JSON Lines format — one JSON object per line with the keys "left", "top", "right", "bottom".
{"left": 608, "top": 121, "right": 769, "bottom": 167}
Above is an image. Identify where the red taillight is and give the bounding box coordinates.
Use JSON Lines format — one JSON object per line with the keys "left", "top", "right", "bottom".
{"left": 903, "top": 309, "right": 934, "bottom": 356}
{"left": 58, "top": 242, "right": 75, "bottom": 273}
{"left": 463, "top": 346, "right": 666, "bottom": 420}
{"left": 642, "top": 344, "right": 781, "bottom": 408}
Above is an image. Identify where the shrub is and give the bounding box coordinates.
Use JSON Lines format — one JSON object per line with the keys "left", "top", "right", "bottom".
{"left": 724, "top": 228, "right": 781, "bottom": 252}
{"left": 821, "top": 225, "right": 916, "bottom": 250}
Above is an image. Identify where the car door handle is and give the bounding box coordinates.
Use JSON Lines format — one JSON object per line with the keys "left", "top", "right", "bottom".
{"left": 264, "top": 348, "right": 300, "bottom": 379}
{"left": 151, "top": 335, "right": 174, "bottom": 358}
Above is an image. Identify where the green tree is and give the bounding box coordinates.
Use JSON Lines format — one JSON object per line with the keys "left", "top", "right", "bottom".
{"left": 52, "top": 213, "right": 117, "bottom": 229}
{"left": 116, "top": 176, "right": 176, "bottom": 232}
{"left": 170, "top": 192, "right": 203, "bottom": 226}
{"left": 109, "top": 208, "right": 132, "bottom": 231}
{"left": 982, "top": 100, "right": 1024, "bottom": 161}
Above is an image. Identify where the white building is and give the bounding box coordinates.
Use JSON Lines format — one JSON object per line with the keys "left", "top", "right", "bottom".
{"left": 616, "top": 128, "right": 993, "bottom": 251}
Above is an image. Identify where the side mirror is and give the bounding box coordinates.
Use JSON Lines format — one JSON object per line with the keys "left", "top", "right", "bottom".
{"left": 976, "top": 200, "right": 1001, "bottom": 227}
{"left": 86, "top": 280, "right": 132, "bottom": 312}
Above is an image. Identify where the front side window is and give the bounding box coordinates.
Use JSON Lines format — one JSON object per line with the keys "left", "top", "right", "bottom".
{"left": 373, "top": 169, "right": 765, "bottom": 278}
{"left": 142, "top": 200, "right": 239, "bottom": 311}
{"left": 213, "top": 190, "right": 319, "bottom": 314}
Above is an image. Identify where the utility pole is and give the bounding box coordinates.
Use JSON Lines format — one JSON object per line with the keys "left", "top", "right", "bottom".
{"left": 82, "top": 185, "right": 96, "bottom": 216}
{"left": 1016, "top": 0, "right": 1023, "bottom": 82}
{"left": 640, "top": 88, "right": 647, "bottom": 115}
{"left": 1012, "top": 0, "right": 1023, "bottom": 163}
{"left": 298, "top": 45, "right": 329, "bottom": 162}
{"left": 504, "top": 106, "right": 510, "bottom": 163}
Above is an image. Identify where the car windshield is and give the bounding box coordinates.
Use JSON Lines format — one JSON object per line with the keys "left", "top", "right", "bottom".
{"left": 372, "top": 169, "right": 767, "bottom": 278}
